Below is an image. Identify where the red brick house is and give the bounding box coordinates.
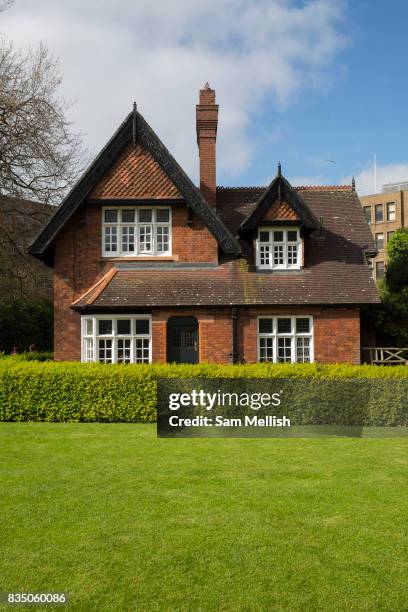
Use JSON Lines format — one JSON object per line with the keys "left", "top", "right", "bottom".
{"left": 30, "top": 85, "right": 379, "bottom": 365}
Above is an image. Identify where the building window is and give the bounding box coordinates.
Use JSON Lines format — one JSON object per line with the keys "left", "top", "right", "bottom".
{"left": 256, "top": 228, "right": 302, "bottom": 270}
{"left": 258, "top": 316, "right": 313, "bottom": 363}
{"left": 386, "top": 202, "right": 396, "bottom": 221}
{"left": 363, "top": 206, "right": 371, "bottom": 225}
{"left": 102, "top": 207, "right": 171, "bottom": 257}
{"left": 375, "top": 261, "right": 385, "bottom": 280}
{"left": 81, "top": 315, "right": 151, "bottom": 363}
{"left": 375, "top": 233, "right": 384, "bottom": 250}
{"left": 374, "top": 204, "right": 384, "bottom": 223}
{"left": 387, "top": 231, "right": 395, "bottom": 243}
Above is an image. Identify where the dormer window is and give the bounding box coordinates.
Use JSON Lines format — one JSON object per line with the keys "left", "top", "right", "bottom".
{"left": 256, "top": 227, "right": 302, "bottom": 270}
{"left": 102, "top": 206, "right": 171, "bottom": 257}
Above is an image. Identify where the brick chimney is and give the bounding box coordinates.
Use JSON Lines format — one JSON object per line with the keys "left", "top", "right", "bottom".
{"left": 196, "top": 83, "right": 218, "bottom": 207}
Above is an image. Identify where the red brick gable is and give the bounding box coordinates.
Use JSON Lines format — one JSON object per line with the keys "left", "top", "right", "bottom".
{"left": 261, "top": 199, "right": 299, "bottom": 222}
{"left": 90, "top": 143, "right": 183, "bottom": 199}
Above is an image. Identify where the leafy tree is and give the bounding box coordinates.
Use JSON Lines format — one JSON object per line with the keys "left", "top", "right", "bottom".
{"left": 385, "top": 228, "right": 408, "bottom": 290}
{"left": 362, "top": 228, "right": 408, "bottom": 346}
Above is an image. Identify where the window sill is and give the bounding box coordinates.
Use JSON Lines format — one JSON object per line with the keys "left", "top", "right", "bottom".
{"left": 101, "top": 255, "right": 178, "bottom": 262}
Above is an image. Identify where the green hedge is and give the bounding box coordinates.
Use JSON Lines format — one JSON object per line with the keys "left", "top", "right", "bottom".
{"left": 0, "top": 361, "right": 407, "bottom": 423}
{"left": 0, "top": 352, "right": 53, "bottom": 362}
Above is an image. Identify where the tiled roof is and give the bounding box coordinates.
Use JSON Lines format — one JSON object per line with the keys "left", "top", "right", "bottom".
{"left": 30, "top": 110, "right": 240, "bottom": 260}
{"left": 72, "top": 185, "right": 379, "bottom": 309}
{"left": 295, "top": 185, "right": 353, "bottom": 191}
{"left": 73, "top": 254, "right": 379, "bottom": 309}
{"left": 90, "top": 143, "right": 183, "bottom": 199}
{"left": 262, "top": 199, "right": 299, "bottom": 221}
{"left": 216, "top": 186, "right": 376, "bottom": 245}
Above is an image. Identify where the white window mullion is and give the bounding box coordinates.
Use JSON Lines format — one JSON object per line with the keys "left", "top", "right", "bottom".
{"left": 257, "top": 315, "right": 314, "bottom": 364}
{"left": 113, "top": 333, "right": 118, "bottom": 364}
{"left": 81, "top": 315, "right": 151, "bottom": 364}
{"left": 257, "top": 227, "right": 301, "bottom": 271}
{"left": 102, "top": 207, "right": 171, "bottom": 257}
{"left": 273, "top": 318, "right": 277, "bottom": 363}
{"left": 130, "top": 319, "right": 135, "bottom": 363}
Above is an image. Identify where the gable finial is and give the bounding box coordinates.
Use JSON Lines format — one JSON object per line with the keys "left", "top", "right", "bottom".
{"left": 352, "top": 176, "right": 356, "bottom": 192}
{"left": 204, "top": 82, "right": 211, "bottom": 89}
{"left": 277, "top": 161, "right": 282, "bottom": 177}
{"left": 132, "top": 101, "right": 137, "bottom": 146}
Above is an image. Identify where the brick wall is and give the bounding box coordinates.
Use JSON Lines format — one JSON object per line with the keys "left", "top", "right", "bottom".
{"left": 171, "top": 206, "right": 218, "bottom": 262}
{"left": 151, "top": 308, "right": 232, "bottom": 363}
{"left": 313, "top": 307, "right": 360, "bottom": 364}
{"left": 55, "top": 288, "right": 360, "bottom": 363}
{"left": 53, "top": 202, "right": 218, "bottom": 360}
{"left": 238, "top": 306, "right": 360, "bottom": 364}
{"left": 54, "top": 205, "right": 109, "bottom": 360}
{"left": 359, "top": 189, "right": 408, "bottom": 278}
{"left": 150, "top": 305, "right": 360, "bottom": 365}
{"left": 196, "top": 86, "right": 218, "bottom": 207}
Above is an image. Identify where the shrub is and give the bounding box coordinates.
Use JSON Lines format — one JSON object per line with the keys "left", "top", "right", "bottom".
{"left": 0, "top": 361, "right": 407, "bottom": 423}
{"left": 0, "top": 298, "right": 52, "bottom": 354}
{"left": 0, "top": 351, "right": 53, "bottom": 362}
{"left": 362, "top": 228, "right": 408, "bottom": 346}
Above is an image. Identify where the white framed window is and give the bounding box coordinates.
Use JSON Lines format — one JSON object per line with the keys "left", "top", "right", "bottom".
{"left": 81, "top": 315, "right": 152, "bottom": 363}
{"left": 257, "top": 316, "right": 313, "bottom": 363}
{"left": 102, "top": 207, "right": 171, "bottom": 257}
{"left": 256, "top": 227, "right": 302, "bottom": 270}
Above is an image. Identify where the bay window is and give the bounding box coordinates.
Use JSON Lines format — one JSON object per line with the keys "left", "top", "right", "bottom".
{"left": 81, "top": 315, "right": 152, "bottom": 363}
{"left": 258, "top": 316, "right": 313, "bottom": 363}
{"left": 256, "top": 227, "right": 302, "bottom": 270}
{"left": 102, "top": 207, "right": 171, "bottom": 257}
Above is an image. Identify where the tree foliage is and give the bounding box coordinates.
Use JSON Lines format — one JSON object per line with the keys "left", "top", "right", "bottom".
{"left": 0, "top": 298, "right": 53, "bottom": 353}
{"left": 362, "top": 228, "right": 408, "bottom": 346}
{"left": 0, "top": 37, "right": 84, "bottom": 203}
{"left": 385, "top": 228, "right": 408, "bottom": 291}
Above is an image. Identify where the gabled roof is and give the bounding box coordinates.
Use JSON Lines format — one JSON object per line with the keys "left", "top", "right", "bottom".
{"left": 239, "top": 167, "right": 319, "bottom": 234}
{"left": 68, "top": 182, "right": 379, "bottom": 309}
{"left": 29, "top": 108, "right": 241, "bottom": 263}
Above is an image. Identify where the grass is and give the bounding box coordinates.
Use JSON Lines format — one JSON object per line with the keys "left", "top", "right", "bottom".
{"left": 0, "top": 424, "right": 407, "bottom": 611}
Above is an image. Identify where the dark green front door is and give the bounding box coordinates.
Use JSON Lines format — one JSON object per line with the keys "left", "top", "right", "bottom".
{"left": 167, "top": 317, "right": 199, "bottom": 364}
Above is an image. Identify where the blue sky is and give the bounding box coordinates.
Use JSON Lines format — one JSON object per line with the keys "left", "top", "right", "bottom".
{"left": 259, "top": 0, "right": 408, "bottom": 193}
{"left": 2, "top": 0, "right": 408, "bottom": 195}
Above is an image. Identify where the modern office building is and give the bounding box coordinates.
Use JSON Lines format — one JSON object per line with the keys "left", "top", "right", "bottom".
{"left": 360, "top": 183, "right": 408, "bottom": 280}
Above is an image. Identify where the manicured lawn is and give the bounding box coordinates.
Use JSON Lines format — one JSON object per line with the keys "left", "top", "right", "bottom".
{"left": 0, "top": 424, "right": 407, "bottom": 611}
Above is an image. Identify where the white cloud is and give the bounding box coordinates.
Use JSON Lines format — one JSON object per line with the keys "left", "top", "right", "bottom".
{"left": 1, "top": 0, "right": 347, "bottom": 182}
{"left": 342, "top": 163, "right": 408, "bottom": 196}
